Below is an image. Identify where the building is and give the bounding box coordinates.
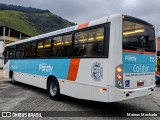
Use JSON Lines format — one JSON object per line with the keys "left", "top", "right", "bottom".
{"left": 0, "top": 26, "right": 30, "bottom": 68}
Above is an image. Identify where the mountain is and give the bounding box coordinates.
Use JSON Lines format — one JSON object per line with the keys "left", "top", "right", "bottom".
{"left": 0, "top": 4, "right": 75, "bottom": 36}
{"left": 0, "top": 3, "right": 50, "bottom": 13}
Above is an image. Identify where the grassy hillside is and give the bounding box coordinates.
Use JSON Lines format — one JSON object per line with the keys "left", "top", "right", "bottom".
{"left": 0, "top": 6, "right": 75, "bottom": 36}
{"left": 0, "top": 10, "right": 40, "bottom": 36}
{"left": 25, "top": 12, "right": 75, "bottom": 34}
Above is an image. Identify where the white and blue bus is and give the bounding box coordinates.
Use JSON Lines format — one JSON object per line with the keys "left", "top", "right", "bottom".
{"left": 3, "top": 14, "right": 156, "bottom": 102}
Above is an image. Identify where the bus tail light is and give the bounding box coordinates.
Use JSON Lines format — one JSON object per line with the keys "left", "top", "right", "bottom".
{"left": 99, "top": 88, "right": 107, "bottom": 93}
{"left": 116, "top": 67, "right": 122, "bottom": 73}
{"left": 115, "top": 65, "right": 124, "bottom": 88}
{"left": 117, "top": 74, "right": 122, "bottom": 80}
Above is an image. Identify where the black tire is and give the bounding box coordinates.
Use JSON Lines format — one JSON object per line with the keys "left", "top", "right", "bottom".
{"left": 47, "top": 78, "right": 61, "bottom": 100}
{"left": 9, "top": 71, "right": 16, "bottom": 85}
{"left": 10, "top": 74, "right": 16, "bottom": 85}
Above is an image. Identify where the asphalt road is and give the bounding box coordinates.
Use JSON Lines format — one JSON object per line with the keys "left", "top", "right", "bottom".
{"left": 0, "top": 70, "right": 160, "bottom": 120}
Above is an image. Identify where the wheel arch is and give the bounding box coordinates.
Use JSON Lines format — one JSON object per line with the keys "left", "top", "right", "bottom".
{"left": 47, "top": 75, "right": 59, "bottom": 89}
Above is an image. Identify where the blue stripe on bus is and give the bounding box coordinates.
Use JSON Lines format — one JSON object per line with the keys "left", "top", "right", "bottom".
{"left": 9, "top": 59, "right": 70, "bottom": 79}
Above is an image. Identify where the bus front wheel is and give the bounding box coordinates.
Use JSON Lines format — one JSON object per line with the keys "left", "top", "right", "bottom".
{"left": 47, "top": 78, "right": 61, "bottom": 100}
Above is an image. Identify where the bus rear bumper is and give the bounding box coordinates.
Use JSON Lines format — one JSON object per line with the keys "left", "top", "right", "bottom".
{"left": 108, "top": 84, "right": 156, "bottom": 102}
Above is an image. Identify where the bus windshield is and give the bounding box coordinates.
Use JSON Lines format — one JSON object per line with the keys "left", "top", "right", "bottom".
{"left": 123, "top": 20, "right": 155, "bottom": 52}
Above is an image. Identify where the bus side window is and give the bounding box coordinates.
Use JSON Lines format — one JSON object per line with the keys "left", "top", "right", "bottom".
{"left": 52, "top": 34, "right": 72, "bottom": 57}
{"left": 44, "top": 39, "right": 51, "bottom": 57}
{"left": 37, "top": 38, "right": 51, "bottom": 58}
{"left": 25, "top": 41, "right": 36, "bottom": 58}
{"left": 9, "top": 45, "right": 16, "bottom": 59}
{"left": 16, "top": 44, "right": 25, "bottom": 59}
{"left": 52, "top": 36, "right": 63, "bottom": 57}
{"left": 37, "top": 40, "right": 44, "bottom": 58}
{"left": 4, "top": 47, "right": 9, "bottom": 60}
{"left": 62, "top": 34, "right": 72, "bottom": 57}
{"left": 74, "top": 27, "right": 104, "bottom": 57}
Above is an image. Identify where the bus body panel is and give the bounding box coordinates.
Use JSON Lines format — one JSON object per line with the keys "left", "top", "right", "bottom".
{"left": 4, "top": 58, "right": 109, "bottom": 102}
{"left": 107, "top": 15, "right": 123, "bottom": 87}
{"left": 88, "top": 17, "right": 108, "bottom": 27}
{"left": 59, "top": 79, "right": 108, "bottom": 102}
{"left": 64, "top": 58, "right": 109, "bottom": 102}
{"left": 14, "top": 72, "right": 47, "bottom": 89}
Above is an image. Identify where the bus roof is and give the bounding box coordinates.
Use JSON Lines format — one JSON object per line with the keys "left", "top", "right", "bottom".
{"left": 6, "top": 14, "right": 120, "bottom": 47}
{"left": 6, "top": 14, "right": 153, "bottom": 47}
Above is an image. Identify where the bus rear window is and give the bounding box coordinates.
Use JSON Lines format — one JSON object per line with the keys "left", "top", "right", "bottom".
{"left": 123, "top": 21, "right": 155, "bottom": 52}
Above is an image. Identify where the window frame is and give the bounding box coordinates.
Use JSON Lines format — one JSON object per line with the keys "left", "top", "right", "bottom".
{"left": 9, "top": 45, "right": 16, "bottom": 59}
{"left": 4, "top": 47, "right": 10, "bottom": 60}
{"left": 36, "top": 37, "right": 52, "bottom": 58}
{"left": 24, "top": 40, "right": 37, "bottom": 59}
{"left": 72, "top": 23, "right": 109, "bottom": 58}
{"left": 51, "top": 32, "right": 74, "bottom": 58}
{"left": 5, "top": 23, "right": 110, "bottom": 59}
{"left": 122, "top": 15, "right": 156, "bottom": 53}
{"left": 15, "top": 43, "right": 25, "bottom": 59}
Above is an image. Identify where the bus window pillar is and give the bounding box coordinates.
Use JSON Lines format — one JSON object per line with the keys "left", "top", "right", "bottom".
{"left": 3, "top": 27, "right": 6, "bottom": 37}
{"left": 8, "top": 29, "right": 10, "bottom": 37}
{"left": 19, "top": 33, "right": 22, "bottom": 40}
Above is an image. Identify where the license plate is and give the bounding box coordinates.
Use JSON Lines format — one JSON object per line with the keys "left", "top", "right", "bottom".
{"left": 137, "top": 81, "right": 144, "bottom": 86}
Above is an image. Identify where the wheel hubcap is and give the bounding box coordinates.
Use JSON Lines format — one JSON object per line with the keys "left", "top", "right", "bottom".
{"left": 50, "top": 82, "right": 57, "bottom": 96}
{"left": 11, "top": 76, "right": 15, "bottom": 82}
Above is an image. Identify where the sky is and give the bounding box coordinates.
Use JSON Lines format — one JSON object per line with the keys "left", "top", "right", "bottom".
{"left": 0, "top": 0, "right": 160, "bottom": 35}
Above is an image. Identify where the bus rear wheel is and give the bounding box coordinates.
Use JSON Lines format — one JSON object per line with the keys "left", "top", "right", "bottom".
{"left": 47, "top": 78, "right": 61, "bottom": 100}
